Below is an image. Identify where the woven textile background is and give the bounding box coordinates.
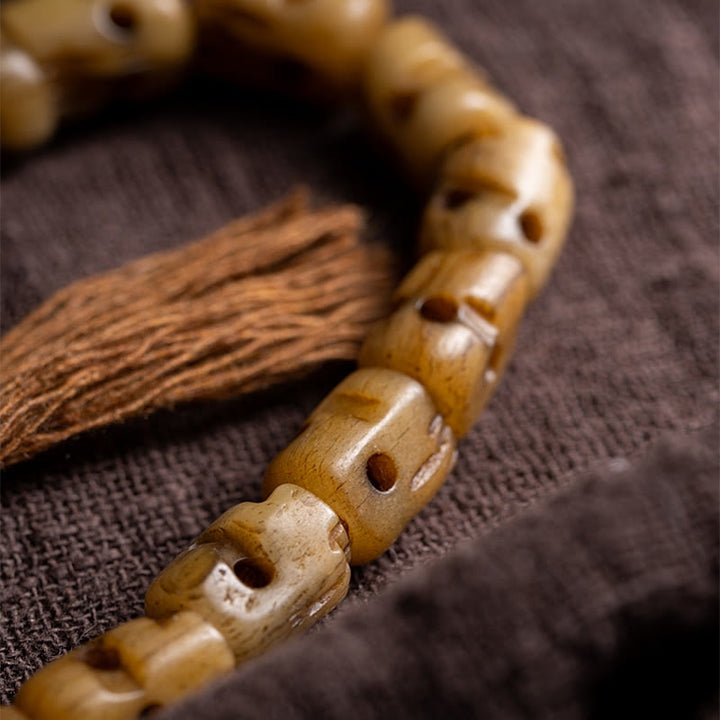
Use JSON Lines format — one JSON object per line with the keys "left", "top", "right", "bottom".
{"left": 1, "top": 0, "right": 717, "bottom": 713}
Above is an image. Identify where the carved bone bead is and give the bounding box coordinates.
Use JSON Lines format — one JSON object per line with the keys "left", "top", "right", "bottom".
{"left": 263, "top": 368, "right": 457, "bottom": 565}
{"left": 0, "top": 0, "right": 195, "bottom": 148}
{"left": 363, "top": 16, "right": 515, "bottom": 183}
{"left": 195, "top": 0, "right": 389, "bottom": 92}
{"left": 358, "top": 251, "right": 529, "bottom": 437}
{"left": 146, "top": 484, "right": 351, "bottom": 662}
{"left": 1, "top": 0, "right": 196, "bottom": 74}
{"left": 13, "top": 612, "right": 234, "bottom": 720}
{"left": 420, "top": 115, "right": 574, "bottom": 296}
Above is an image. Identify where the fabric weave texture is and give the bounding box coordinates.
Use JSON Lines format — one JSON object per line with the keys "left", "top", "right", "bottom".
{"left": 1, "top": 0, "right": 718, "bottom": 715}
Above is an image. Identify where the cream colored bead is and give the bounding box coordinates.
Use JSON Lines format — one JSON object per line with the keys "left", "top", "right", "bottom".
{"left": 0, "top": 39, "right": 58, "bottom": 151}
{"left": 263, "top": 368, "right": 457, "bottom": 565}
{"left": 146, "top": 484, "right": 350, "bottom": 661}
{"left": 1, "top": 0, "right": 196, "bottom": 75}
{"left": 420, "top": 115, "right": 574, "bottom": 296}
{"left": 13, "top": 612, "right": 233, "bottom": 720}
{"left": 363, "top": 16, "right": 515, "bottom": 183}
{"left": 358, "top": 251, "right": 528, "bottom": 437}
{"left": 196, "top": 0, "right": 389, "bottom": 92}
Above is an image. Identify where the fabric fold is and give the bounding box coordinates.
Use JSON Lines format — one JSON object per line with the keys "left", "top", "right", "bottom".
{"left": 161, "top": 428, "right": 719, "bottom": 720}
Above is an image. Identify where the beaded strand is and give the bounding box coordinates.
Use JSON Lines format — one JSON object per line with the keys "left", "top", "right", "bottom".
{"left": 1, "top": 2, "right": 574, "bottom": 717}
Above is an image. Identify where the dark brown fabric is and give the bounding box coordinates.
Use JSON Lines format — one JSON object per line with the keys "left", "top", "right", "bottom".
{"left": 1, "top": 0, "right": 718, "bottom": 714}
{"left": 161, "top": 427, "right": 720, "bottom": 720}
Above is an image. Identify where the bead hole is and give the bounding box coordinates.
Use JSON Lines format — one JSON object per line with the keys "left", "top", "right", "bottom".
{"left": 107, "top": 3, "right": 137, "bottom": 34}
{"left": 83, "top": 644, "right": 122, "bottom": 671}
{"left": 420, "top": 295, "right": 459, "bottom": 323}
{"left": 366, "top": 452, "right": 397, "bottom": 492}
{"left": 519, "top": 210, "right": 543, "bottom": 243}
{"left": 233, "top": 558, "right": 274, "bottom": 588}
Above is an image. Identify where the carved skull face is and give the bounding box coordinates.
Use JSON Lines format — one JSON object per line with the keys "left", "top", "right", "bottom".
{"left": 263, "top": 368, "right": 457, "bottom": 565}
{"left": 359, "top": 250, "right": 529, "bottom": 437}
{"left": 420, "top": 116, "right": 574, "bottom": 295}
{"left": 14, "top": 612, "right": 233, "bottom": 719}
{"left": 2, "top": 0, "right": 195, "bottom": 75}
{"left": 146, "top": 484, "right": 351, "bottom": 662}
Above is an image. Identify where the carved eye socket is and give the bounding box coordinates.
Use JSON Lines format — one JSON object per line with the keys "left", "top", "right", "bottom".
{"left": 519, "top": 210, "right": 543, "bottom": 243}
{"left": 98, "top": 2, "right": 138, "bottom": 40}
{"left": 420, "top": 295, "right": 458, "bottom": 323}
{"left": 233, "top": 558, "right": 274, "bottom": 589}
{"left": 110, "top": 4, "right": 136, "bottom": 30}
{"left": 366, "top": 452, "right": 398, "bottom": 492}
{"left": 81, "top": 644, "right": 122, "bottom": 671}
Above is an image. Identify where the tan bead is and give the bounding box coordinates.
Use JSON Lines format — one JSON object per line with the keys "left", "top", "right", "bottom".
{"left": 362, "top": 16, "right": 515, "bottom": 183}
{"left": 13, "top": 612, "right": 233, "bottom": 720}
{"left": 1, "top": 0, "right": 196, "bottom": 75}
{"left": 263, "top": 368, "right": 457, "bottom": 565}
{"left": 358, "top": 251, "right": 528, "bottom": 437}
{"left": 0, "top": 39, "right": 57, "bottom": 151}
{"left": 146, "top": 484, "right": 350, "bottom": 661}
{"left": 420, "top": 115, "right": 575, "bottom": 296}
{"left": 196, "top": 0, "right": 389, "bottom": 92}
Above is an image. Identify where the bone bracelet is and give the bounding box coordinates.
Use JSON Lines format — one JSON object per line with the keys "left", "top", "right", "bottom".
{"left": 1, "top": 2, "right": 574, "bottom": 717}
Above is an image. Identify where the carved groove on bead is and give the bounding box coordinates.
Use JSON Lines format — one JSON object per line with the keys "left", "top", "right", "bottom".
{"left": 359, "top": 250, "right": 529, "bottom": 437}
{"left": 146, "top": 484, "right": 351, "bottom": 662}
{"left": 263, "top": 368, "right": 457, "bottom": 565}
{"left": 363, "top": 16, "right": 516, "bottom": 184}
{"left": 420, "top": 115, "right": 574, "bottom": 295}
{"left": 13, "top": 611, "right": 234, "bottom": 720}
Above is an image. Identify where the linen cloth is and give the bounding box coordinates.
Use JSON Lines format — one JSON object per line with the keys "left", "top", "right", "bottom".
{"left": 1, "top": 0, "right": 717, "bottom": 715}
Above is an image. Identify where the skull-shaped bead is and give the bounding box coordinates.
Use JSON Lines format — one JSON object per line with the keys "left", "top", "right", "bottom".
{"left": 146, "top": 484, "right": 351, "bottom": 661}
{"left": 0, "top": 0, "right": 195, "bottom": 148}
{"left": 13, "top": 612, "right": 233, "bottom": 720}
{"left": 362, "top": 17, "right": 516, "bottom": 184}
{"left": 263, "top": 368, "right": 457, "bottom": 565}
{"left": 420, "top": 115, "right": 575, "bottom": 295}
{"left": 359, "top": 250, "right": 529, "bottom": 437}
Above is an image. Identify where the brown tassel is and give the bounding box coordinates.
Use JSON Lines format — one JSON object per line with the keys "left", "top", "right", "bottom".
{"left": 0, "top": 189, "right": 396, "bottom": 467}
